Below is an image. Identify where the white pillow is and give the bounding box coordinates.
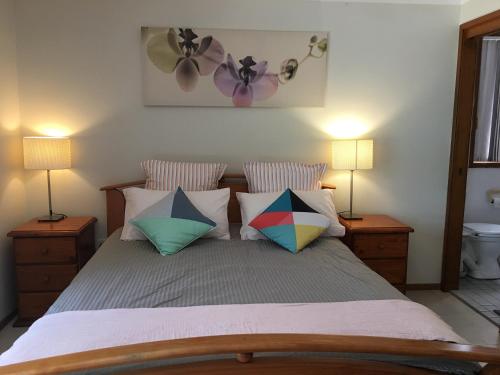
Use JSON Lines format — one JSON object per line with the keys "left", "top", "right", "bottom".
{"left": 121, "top": 187, "right": 230, "bottom": 240}
{"left": 237, "top": 189, "right": 345, "bottom": 240}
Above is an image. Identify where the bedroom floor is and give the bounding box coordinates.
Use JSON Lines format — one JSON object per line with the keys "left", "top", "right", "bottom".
{"left": 408, "top": 290, "right": 500, "bottom": 347}
{"left": 0, "top": 290, "right": 499, "bottom": 355}
{"left": 451, "top": 277, "right": 500, "bottom": 327}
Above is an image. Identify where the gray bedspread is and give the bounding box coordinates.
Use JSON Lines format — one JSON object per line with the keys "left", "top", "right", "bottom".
{"left": 46, "top": 229, "right": 480, "bottom": 375}
{"left": 49, "top": 229, "right": 403, "bottom": 313}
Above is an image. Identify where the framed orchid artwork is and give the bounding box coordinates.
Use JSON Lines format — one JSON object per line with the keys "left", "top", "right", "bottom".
{"left": 141, "top": 27, "right": 328, "bottom": 107}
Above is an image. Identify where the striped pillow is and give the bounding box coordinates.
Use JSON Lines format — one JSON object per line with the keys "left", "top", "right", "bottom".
{"left": 142, "top": 160, "right": 227, "bottom": 191}
{"left": 243, "top": 161, "right": 327, "bottom": 193}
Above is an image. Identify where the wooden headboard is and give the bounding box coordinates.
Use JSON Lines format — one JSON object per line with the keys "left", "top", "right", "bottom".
{"left": 100, "top": 174, "right": 335, "bottom": 237}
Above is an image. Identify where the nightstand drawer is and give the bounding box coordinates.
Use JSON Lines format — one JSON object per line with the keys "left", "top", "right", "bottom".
{"left": 353, "top": 234, "right": 408, "bottom": 259}
{"left": 16, "top": 265, "right": 77, "bottom": 292}
{"left": 9, "top": 217, "right": 96, "bottom": 326}
{"left": 14, "top": 237, "right": 76, "bottom": 264}
{"left": 363, "top": 259, "right": 406, "bottom": 284}
{"left": 18, "top": 292, "right": 60, "bottom": 320}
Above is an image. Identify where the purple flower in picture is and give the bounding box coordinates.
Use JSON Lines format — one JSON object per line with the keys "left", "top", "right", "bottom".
{"left": 213, "top": 54, "right": 278, "bottom": 107}
{"left": 146, "top": 28, "right": 224, "bottom": 92}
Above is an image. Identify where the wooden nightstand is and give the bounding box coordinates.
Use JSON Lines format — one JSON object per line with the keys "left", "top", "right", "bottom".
{"left": 339, "top": 215, "right": 414, "bottom": 293}
{"left": 8, "top": 216, "right": 97, "bottom": 326}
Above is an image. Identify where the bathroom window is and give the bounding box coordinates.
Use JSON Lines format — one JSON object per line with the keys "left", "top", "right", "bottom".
{"left": 471, "top": 36, "right": 500, "bottom": 167}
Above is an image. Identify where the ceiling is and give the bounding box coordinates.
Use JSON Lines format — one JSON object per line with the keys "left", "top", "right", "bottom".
{"left": 310, "top": 0, "right": 467, "bottom": 5}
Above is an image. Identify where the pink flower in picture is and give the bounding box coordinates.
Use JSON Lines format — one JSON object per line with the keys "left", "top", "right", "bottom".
{"left": 213, "top": 55, "right": 278, "bottom": 107}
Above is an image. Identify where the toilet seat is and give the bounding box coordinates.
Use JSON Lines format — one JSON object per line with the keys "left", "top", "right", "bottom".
{"left": 463, "top": 223, "right": 500, "bottom": 237}
{"left": 462, "top": 223, "right": 500, "bottom": 279}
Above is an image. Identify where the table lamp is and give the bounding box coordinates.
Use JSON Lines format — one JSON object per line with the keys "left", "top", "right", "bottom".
{"left": 23, "top": 136, "right": 71, "bottom": 222}
{"left": 332, "top": 139, "right": 373, "bottom": 220}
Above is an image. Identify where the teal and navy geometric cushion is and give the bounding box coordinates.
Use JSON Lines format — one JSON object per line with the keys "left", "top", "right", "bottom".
{"left": 249, "top": 189, "right": 329, "bottom": 254}
{"left": 131, "top": 187, "right": 215, "bottom": 255}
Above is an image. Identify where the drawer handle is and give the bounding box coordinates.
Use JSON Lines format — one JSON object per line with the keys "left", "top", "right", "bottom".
{"left": 41, "top": 248, "right": 49, "bottom": 255}
{"left": 378, "top": 244, "right": 385, "bottom": 250}
{"left": 42, "top": 275, "right": 50, "bottom": 283}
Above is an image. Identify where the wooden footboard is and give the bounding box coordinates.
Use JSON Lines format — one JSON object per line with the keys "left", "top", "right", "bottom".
{"left": 1, "top": 334, "right": 499, "bottom": 374}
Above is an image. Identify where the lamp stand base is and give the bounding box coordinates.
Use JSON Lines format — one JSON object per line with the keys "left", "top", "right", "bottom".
{"left": 38, "top": 214, "right": 65, "bottom": 222}
{"left": 339, "top": 212, "right": 363, "bottom": 220}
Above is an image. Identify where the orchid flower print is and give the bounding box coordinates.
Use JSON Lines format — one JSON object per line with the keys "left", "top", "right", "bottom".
{"left": 279, "top": 35, "right": 327, "bottom": 84}
{"left": 212, "top": 35, "right": 327, "bottom": 107}
{"left": 144, "top": 27, "right": 328, "bottom": 107}
{"left": 146, "top": 28, "right": 224, "bottom": 92}
{"left": 213, "top": 55, "right": 279, "bottom": 107}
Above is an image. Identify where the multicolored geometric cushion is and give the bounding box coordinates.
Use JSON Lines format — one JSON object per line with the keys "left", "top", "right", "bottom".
{"left": 249, "top": 189, "right": 329, "bottom": 253}
{"left": 131, "top": 187, "right": 215, "bottom": 255}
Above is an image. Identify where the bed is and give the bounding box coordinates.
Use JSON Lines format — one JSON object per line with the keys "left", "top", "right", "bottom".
{"left": 0, "top": 175, "right": 499, "bottom": 374}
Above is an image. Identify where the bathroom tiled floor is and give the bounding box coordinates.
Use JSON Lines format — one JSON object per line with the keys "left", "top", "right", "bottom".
{"left": 451, "top": 277, "right": 500, "bottom": 327}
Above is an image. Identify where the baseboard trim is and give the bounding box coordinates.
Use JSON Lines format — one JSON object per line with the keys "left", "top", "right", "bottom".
{"left": 406, "top": 283, "right": 441, "bottom": 291}
{"left": 0, "top": 310, "right": 17, "bottom": 331}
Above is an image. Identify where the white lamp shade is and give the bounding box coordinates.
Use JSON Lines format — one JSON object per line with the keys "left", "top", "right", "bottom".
{"left": 332, "top": 139, "right": 373, "bottom": 170}
{"left": 23, "top": 137, "right": 71, "bottom": 170}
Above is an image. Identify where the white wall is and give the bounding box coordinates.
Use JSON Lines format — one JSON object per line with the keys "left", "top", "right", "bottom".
{"left": 14, "top": 0, "right": 460, "bottom": 284}
{"left": 461, "top": 0, "right": 500, "bottom": 22}
{"left": 0, "top": 0, "right": 26, "bottom": 321}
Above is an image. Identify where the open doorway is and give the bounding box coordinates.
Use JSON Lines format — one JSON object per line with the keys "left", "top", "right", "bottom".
{"left": 442, "top": 10, "right": 500, "bottom": 327}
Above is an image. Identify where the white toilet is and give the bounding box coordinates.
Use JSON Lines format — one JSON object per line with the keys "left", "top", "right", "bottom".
{"left": 461, "top": 223, "right": 500, "bottom": 279}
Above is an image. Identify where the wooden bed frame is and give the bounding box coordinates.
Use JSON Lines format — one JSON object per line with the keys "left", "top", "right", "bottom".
{"left": 2, "top": 175, "right": 500, "bottom": 374}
